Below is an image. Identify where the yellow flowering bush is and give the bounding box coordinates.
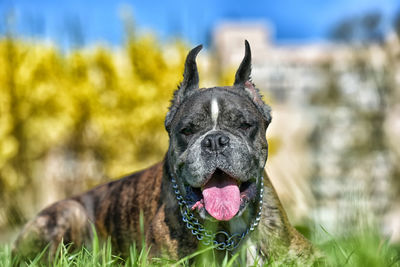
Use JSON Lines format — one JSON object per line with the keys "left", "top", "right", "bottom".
{"left": 0, "top": 36, "right": 189, "bottom": 226}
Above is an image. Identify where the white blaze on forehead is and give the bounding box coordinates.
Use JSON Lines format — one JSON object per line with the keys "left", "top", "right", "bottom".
{"left": 211, "top": 98, "right": 219, "bottom": 127}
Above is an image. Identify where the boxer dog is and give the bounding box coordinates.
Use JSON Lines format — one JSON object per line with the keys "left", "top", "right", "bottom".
{"left": 13, "top": 41, "right": 316, "bottom": 264}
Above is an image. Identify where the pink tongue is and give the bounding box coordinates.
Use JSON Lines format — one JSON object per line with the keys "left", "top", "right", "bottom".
{"left": 202, "top": 174, "right": 240, "bottom": 221}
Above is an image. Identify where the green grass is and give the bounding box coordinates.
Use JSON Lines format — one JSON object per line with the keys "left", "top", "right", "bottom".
{"left": 0, "top": 240, "right": 243, "bottom": 266}
{"left": 2, "top": 214, "right": 400, "bottom": 266}
{"left": 313, "top": 228, "right": 400, "bottom": 266}
{"left": 1, "top": 227, "right": 399, "bottom": 267}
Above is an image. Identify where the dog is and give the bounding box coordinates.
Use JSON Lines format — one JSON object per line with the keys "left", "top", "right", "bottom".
{"left": 13, "top": 41, "right": 316, "bottom": 264}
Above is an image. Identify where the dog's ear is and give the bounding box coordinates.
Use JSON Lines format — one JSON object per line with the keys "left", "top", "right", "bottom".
{"left": 165, "top": 44, "right": 203, "bottom": 132}
{"left": 234, "top": 40, "right": 272, "bottom": 125}
{"left": 234, "top": 40, "right": 252, "bottom": 87}
{"left": 180, "top": 44, "right": 203, "bottom": 95}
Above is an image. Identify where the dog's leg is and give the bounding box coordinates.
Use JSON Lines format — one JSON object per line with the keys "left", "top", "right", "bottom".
{"left": 12, "top": 199, "right": 91, "bottom": 260}
{"left": 256, "top": 174, "right": 317, "bottom": 265}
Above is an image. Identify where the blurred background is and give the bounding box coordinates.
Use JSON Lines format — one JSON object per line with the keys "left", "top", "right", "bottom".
{"left": 0, "top": 0, "right": 399, "bottom": 246}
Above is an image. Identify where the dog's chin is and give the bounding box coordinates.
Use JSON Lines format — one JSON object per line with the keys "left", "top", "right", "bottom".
{"left": 183, "top": 168, "right": 259, "bottom": 221}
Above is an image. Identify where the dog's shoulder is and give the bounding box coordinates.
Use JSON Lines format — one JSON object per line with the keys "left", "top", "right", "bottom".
{"left": 72, "top": 161, "right": 165, "bottom": 234}
{"left": 79, "top": 161, "right": 165, "bottom": 198}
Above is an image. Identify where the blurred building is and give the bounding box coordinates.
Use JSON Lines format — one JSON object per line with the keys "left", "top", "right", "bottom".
{"left": 213, "top": 22, "right": 347, "bottom": 105}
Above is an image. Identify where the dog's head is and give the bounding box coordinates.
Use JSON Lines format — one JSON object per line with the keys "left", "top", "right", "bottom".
{"left": 165, "top": 41, "right": 271, "bottom": 224}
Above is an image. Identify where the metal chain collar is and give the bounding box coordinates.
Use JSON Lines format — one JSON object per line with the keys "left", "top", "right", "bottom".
{"left": 171, "top": 176, "right": 264, "bottom": 251}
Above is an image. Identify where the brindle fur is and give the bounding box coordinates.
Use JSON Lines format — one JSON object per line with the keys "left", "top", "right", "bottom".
{"left": 13, "top": 161, "right": 317, "bottom": 263}
{"left": 13, "top": 41, "right": 318, "bottom": 264}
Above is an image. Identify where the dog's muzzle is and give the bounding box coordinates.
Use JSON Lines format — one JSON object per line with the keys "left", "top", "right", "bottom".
{"left": 170, "top": 174, "right": 264, "bottom": 251}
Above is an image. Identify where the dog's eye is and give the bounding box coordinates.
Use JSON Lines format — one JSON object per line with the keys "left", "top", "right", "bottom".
{"left": 239, "top": 122, "right": 252, "bottom": 131}
{"left": 180, "top": 127, "right": 194, "bottom": 136}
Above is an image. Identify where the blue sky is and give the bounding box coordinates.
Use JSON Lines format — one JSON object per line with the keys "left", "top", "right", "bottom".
{"left": 0, "top": 0, "right": 398, "bottom": 47}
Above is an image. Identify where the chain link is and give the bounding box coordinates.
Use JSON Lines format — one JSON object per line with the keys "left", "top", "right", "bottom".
{"left": 171, "top": 176, "right": 264, "bottom": 251}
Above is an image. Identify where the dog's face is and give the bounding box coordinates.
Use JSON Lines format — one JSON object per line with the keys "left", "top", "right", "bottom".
{"left": 165, "top": 41, "right": 271, "bottom": 224}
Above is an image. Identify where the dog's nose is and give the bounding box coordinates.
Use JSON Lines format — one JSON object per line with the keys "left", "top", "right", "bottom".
{"left": 201, "top": 132, "right": 230, "bottom": 152}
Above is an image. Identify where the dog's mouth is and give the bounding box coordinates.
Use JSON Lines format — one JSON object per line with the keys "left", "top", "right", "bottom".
{"left": 185, "top": 169, "right": 258, "bottom": 221}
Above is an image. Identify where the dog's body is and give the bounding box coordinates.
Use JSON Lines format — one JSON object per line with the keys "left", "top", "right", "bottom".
{"left": 14, "top": 161, "right": 198, "bottom": 259}
{"left": 14, "top": 41, "right": 316, "bottom": 263}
